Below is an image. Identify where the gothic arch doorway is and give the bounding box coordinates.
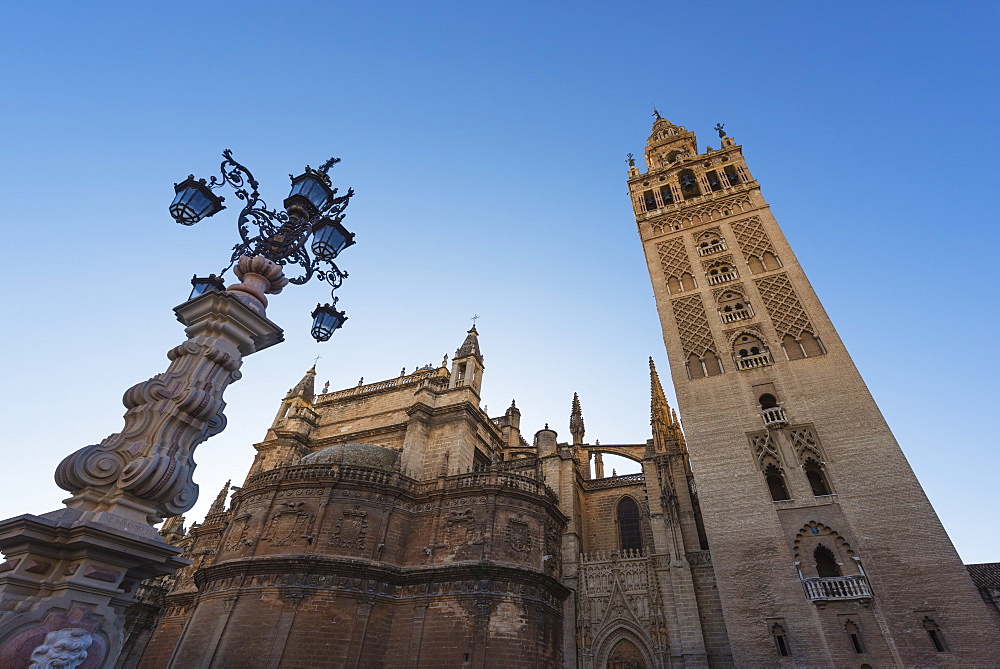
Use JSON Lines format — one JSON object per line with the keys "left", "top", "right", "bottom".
{"left": 607, "top": 638, "right": 647, "bottom": 669}
{"left": 596, "top": 627, "right": 654, "bottom": 669}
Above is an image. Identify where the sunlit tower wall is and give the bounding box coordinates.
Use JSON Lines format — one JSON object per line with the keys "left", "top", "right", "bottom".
{"left": 627, "top": 114, "right": 1000, "bottom": 666}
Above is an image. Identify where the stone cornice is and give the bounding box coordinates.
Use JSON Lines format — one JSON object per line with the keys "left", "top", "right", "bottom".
{"left": 194, "top": 554, "right": 571, "bottom": 604}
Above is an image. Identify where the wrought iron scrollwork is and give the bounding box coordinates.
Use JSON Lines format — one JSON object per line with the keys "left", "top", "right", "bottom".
{"left": 201, "top": 149, "right": 354, "bottom": 296}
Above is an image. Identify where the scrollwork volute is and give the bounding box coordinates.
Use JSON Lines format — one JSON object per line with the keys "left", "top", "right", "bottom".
{"left": 55, "top": 281, "right": 280, "bottom": 525}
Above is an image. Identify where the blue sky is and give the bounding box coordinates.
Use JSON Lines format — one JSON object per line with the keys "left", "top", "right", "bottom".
{"left": 1, "top": 2, "right": 997, "bottom": 562}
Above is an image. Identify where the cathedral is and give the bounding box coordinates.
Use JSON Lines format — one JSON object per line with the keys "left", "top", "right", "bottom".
{"left": 118, "top": 117, "right": 1000, "bottom": 667}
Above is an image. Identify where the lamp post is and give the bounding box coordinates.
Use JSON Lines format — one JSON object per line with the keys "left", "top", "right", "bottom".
{"left": 0, "top": 151, "right": 356, "bottom": 668}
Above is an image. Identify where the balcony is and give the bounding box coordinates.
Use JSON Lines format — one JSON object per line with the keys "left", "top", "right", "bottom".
{"left": 707, "top": 270, "right": 738, "bottom": 285}
{"left": 737, "top": 353, "right": 771, "bottom": 370}
{"left": 760, "top": 406, "right": 788, "bottom": 427}
{"left": 802, "top": 575, "right": 872, "bottom": 602}
{"left": 698, "top": 242, "right": 726, "bottom": 256}
{"left": 721, "top": 308, "right": 751, "bottom": 323}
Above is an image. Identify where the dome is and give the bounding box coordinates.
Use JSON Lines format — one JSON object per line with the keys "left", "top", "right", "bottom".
{"left": 296, "top": 443, "right": 401, "bottom": 470}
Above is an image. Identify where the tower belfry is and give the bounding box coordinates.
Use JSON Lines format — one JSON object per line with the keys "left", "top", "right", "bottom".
{"left": 628, "top": 116, "right": 999, "bottom": 665}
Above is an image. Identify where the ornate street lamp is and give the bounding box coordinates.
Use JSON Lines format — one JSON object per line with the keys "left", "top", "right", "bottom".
{"left": 0, "top": 150, "right": 359, "bottom": 667}
{"left": 171, "top": 149, "right": 356, "bottom": 341}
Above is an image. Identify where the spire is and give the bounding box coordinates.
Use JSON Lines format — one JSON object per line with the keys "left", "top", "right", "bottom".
{"left": 208, "top": 479, "right": 231, "bottom": 515}
{"left": 570, "top": 393, "right": 585, "bottom": 445}
{"left": 454, "top": 325, "right": 483, "bottom": 363}
{"left": 650, "top": 358, "right": 685, "bottom": 452}
{"left": 284, "top": 365, "right": 316, "bottom": 402}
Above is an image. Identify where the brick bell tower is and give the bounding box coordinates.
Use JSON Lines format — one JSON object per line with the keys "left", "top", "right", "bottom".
{"left": 628, "top": 112, "right": 1000, "bottom": 665}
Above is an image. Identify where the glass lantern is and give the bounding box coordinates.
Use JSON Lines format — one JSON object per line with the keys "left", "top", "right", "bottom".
{"left": 311, "top": 217, "right": 356, "bottom": 261}
{"left": 188, "top": 274, "right": 227, "bottom": 300}
{"left": 170, "top": 177, "right": 225, "bottom": 225}
{"left": 311, "top": 302, "right": 348, "bottom": 342}
{"left": 285, "top": 169, "right": 334, "bottom": 215}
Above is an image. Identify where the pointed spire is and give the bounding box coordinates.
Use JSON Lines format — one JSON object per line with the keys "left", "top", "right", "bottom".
{"left": 454, "top": 325, "right": 483, "bottom": 363}
{"left": 570, "top": 392, "right": 585, "bottom": 445}
{"left": 285, "top": 365, "right": 316, "bottom": 402}
{"left": 650, "top": 357, "right": 684, "bottom": 452}
{"left": 208, "top": 479, "right": 231, "bottom": 515}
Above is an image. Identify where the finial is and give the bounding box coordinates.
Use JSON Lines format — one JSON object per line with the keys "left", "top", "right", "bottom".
{"left": 400, "top": 367, "right": 406, "bottom": 376}
{"left": 545, "top": 423, "right": 549, "bottom": 430}
{"left": 442, "top": 354, "right": 449, "bottom": 367}
{"left": 317, "top": 157, "right": 340, "bottom": 174}
{"left": 208, "top": 479, "right": 231, "bottom": 514}
{"left": 627, "top": 152, "right": 636, "bottom": 168}
{"left": 312, "top": 354, "right": 321, "bottom": 368}
{"left": 714, "top": 123, "right": 726, "bottom": 139}
{"left": 322, "top": 381, "right": 329, "bottom": 393}
{"left": 471, "top": 314, "right": 480, "bottom": 326}
{"left": 510, "top": 399, "right": 516, "bottom": 408}
{"left": 357, "top": 377, "right": 364, "bottom": 386}
{"left": 652, "top": 106, "right": 663, "bottom": 120}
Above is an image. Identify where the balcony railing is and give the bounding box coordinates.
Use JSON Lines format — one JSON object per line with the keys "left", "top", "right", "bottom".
{"left": 721, "top": 308, "right": 751, "bottom": 323}
{"left": 737, "top": 353, "right": 771, "bottom": 370}
{"left": 760, "top": 406, "right": 788, "bottom": 427}
{"left": 802, "top": 575, "right": 872, "bottom": 602}
{"left": 707, "top": 271, "right": 738, "bottom": 285}
{"left": 698, "top": 242, "right": 726, "bottom": 256}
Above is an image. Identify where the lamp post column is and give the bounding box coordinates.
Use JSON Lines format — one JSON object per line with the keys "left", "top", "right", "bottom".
{"left": 0, "top": 259, "right": 284, "bottom": 668}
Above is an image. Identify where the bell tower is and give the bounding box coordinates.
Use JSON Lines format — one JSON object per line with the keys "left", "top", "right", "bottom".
{"left": 629, "top": 115, "right": 1000, "bottom": 665}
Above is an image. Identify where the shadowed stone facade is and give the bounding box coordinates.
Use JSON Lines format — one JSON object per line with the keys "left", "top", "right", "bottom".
{"left": 115, "top": 118, "right": 999, "bottom": 667}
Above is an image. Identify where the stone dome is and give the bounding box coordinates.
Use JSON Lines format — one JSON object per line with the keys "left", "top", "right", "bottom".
{"left": 296, "top": 443, "right": 400, "bottom": 470}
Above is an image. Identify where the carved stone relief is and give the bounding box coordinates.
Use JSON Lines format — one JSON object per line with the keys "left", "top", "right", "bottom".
{"left": 260, "top": 502, "right": 314, "bottom": 547}
{"left": 330, "top": 506, "right": 368, "bottom": 550}
{"left": 504, "top": 514, "right": 533, "bottom": 556}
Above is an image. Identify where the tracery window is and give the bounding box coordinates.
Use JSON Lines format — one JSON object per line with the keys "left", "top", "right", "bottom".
{"left": 617, "top": 496, "right": 643, "bottom": 552}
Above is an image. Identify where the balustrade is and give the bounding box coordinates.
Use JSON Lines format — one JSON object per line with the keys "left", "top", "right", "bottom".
{"left": 721, "top": 308, "right": 751, "bottom": 323}
{"left": 760, "top": 406, "right": 788, "bottom": 427}
{"left": 698, "top": 242, "right": 726, "bottom": 256}
{"left": 737, "top": 353, "right": 771, "bottom": 369}
{"left": 708, "top": 270, "right": 738, "bottom": 285}
{"left": 801, "top": 575, "right": 872, "bottom": 602}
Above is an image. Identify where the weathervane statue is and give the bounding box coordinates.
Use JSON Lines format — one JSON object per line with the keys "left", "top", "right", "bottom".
{"left": 0, "top": 151, "right": 358, "bottom": 667}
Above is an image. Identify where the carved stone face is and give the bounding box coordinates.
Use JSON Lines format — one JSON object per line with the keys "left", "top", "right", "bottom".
{"left": 28, "top": 628, "right": 93, "bottom": 669}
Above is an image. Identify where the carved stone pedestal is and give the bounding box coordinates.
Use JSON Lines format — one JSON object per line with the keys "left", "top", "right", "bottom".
{"left": 0, "top": 511, "right": 187, "bottom": 668}
{"left": 0, "top": 268, "right": 285, "bottom": 668}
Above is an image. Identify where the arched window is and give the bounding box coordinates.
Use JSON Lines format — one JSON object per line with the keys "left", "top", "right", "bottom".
{"left": 923, "top": 617, "right": 946, "bottom": 652}
{"left": 764, "top": 463, "right": 790, "bottom": 501}
{"left": 734, "top": 334, "right": 770, "bottom": 369}
{"left": 678, "top": 169, "right": 701, "bottom": 199}
{"left": 706, "top": 259, "right": 737, "bottom": 285}
{"left": 845, "top": 620, "right": 865, "bottom": 654}
{"left": 617, "top": 497, "right": 643, "bottom": 552}
{"left": 697, "top": 230, "right": 725, "bottom": 255}
{"left": 771, "top": 623, "right": 790, "bottom": 656}
{"left": 758, "top": 393, "right": 778, "bottom": 410}
{"left": 814, "top": 544, "right": 841, "bottom": 577}
{"left": 803, "top": 458, "right": 832, "bottom": 496}
{"left": 718, "top": 290, "right": 751, "bottom": 323}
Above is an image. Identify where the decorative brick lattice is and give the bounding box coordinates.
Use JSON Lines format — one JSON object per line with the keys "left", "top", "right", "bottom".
{"left": 655, "top": 238, "right": 692, "bottom": 280}
{"left": 670, "top": 295, "right": 715, "bottom": 356}
{"left": 650, "top": 193, "right": 753, "bottom": 235}
{"left": 731, "top": 216, "right": 776, "bottom": 261}
{"left": 749, "top": 432, "right": 780, "bottom": 464}
{"left": 755, "top": 273, "right": 814, "bottom": 339}
{"left": 789, "top": 427, "right": 821, "bottom": 459}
